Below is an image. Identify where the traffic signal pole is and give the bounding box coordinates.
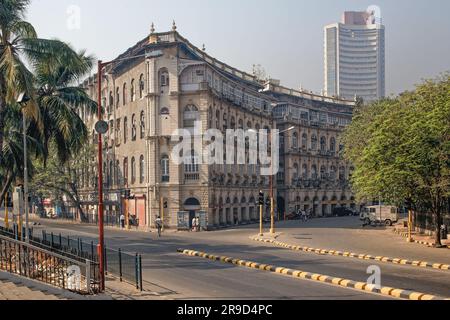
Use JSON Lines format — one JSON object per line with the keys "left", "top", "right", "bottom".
{"left": 259, "top": 204, "right": 263, "bottom": 236}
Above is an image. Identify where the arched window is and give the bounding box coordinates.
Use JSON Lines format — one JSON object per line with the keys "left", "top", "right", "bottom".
{"left": 330, "top": 166, "right": 337, "bottom": 180}
{"left": 215, "top": 110, "right": 220, "bottom": 129}
{"left": 161, "top": 154, "right": 170, "bottom": 182}
{"left": 311, "top": 165, "right": 318, "bottom": 179}
{"left": 115, "top": 87, "right": 120, "bottom": 108}
{"left": 123, "top": 117, "right": 128, "bottom": 143}
{"left": 302, "top": 133, "right": 308, "bottom": 149}
{"left": 330, "top": 137, "right": 336, "bottom": 152}
{"left": 130, "top": 79, "right": 135, "bottom": 102}
{"left": 160, "top": 69, "right": 169, "bottom": 88}
{"left": 139, "top": 155, "right": 145, "bottom": 184}
{"left": 339, "top": 166, "right": 345, "bottom": 181}
{"left": 320, "top": 165, "right": 327, "bottom": 179}
{"left": 160, "top": 107, "right": 170, "bottom": 115}
{"left": 184, "top": 104, "right": 199, "bottom": 128}
{"left": 140, "top": 111, "right": 145, "bottom": 139}
{"left": 293, "top": 163, "right": 299, "bottom": 180}
{"left": 292, "top": 132, "right": 298, "bottom": 149}
{"left": 139, "top": 74, "right": 145, "bottom": 98}
{"left": 122, "top": 82, "right": 127, "bottom": 106}
{"left": 109, "top": 161, "right": 113, "bottom": 186}
{"left": 131, "top": 157, "right": 136, "bottom": 184}
{"left": 302, "top": 164, "right": 308, "bottom": 179}
{"left": 320, "top": 136, "right": 327, "bottom": 151}
{"left": 230, "top": 117, "right": 236, "bottom": 130}
{"left": 131, "top": 114, "right": 137, "bottom": 141}
{"left": 109, "top": 91, "right": 114, "bottom": 113}
{"left": 115, "top": 160, "right": 120, "bottom": 185}
{"left": 123, "top": 158, "right": 128, "bottom": 186}
{"left": 311, "top": 134, "right": 318, "bottom": 150}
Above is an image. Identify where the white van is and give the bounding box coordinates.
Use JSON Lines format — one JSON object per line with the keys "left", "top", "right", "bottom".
{"left": 360, "top": 206, "right": 399, "bottom": 226}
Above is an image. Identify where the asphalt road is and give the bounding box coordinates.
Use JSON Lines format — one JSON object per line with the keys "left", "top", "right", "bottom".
{"left": 2, "top": 214, "right": 448, "bottom": 300}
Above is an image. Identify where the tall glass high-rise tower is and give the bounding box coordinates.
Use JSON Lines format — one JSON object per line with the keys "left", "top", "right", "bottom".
{"left": 324, "top": 11, "right": 385, "bottom": 102}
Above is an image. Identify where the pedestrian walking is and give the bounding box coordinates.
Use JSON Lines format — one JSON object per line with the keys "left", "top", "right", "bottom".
{"left": 192, "top": 216, "right": 197, "bottom": 232}
{"left": 155, "top": 216, "right": 163, "bottom": 237}
{"left": 196, "top": 216, "right": 201, "bottom": 232}
{"left": 120, "top": 214, "right": 125, "bottom": 229}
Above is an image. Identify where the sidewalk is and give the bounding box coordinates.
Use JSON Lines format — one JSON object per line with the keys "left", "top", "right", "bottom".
{"left": 392, "top": 225, "right": 450, "bottom": 248}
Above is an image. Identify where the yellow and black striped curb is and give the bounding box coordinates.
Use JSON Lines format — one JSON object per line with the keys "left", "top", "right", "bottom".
{"left": 250, "top": 237, "right": 450, "bottom": 271}
{"left": 177, "top": 249, "right": 448, "bottom": 301}
{"left": 392, "top": 229, "right": 450, "bottom": 249}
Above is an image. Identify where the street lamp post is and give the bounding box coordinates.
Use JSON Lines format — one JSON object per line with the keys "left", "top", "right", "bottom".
{"left": 251, "top": 125, "right": 294, "bottom": 235}
{"left": 17, "top": 93, "right": 31, "bottom": 243}
{"left": 269, "top": 126, "right": 294, "bottom": 235}
{"left": 95, "top": 53, "right": 150, "bottom": 291}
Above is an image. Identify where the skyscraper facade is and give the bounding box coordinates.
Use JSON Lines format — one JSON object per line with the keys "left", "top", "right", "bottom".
{"left": 324, "top": 11, "right": 385, "bottom": 102}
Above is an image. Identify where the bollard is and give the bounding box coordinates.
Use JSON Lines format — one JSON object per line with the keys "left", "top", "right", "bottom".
{"left": 139, "top": 255, "right": 143, "bottom": 292}
{"left": 135, "top": 253, "right": 139, "bottom": 289}
{"left": 118, "top": 249, "right": 123, "bottom": 282}
{"left": 91, "top": 241, "right": 94, "bottom": 261}
{"left": 104, "top": 247, "right": 108, "bottom": 275}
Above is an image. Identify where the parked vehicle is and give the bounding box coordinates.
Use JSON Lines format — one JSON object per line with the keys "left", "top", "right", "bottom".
{"left": 333, "top": 207, "right": 354, "bottom": 217}
{"left": 360, "top": 206, "right": 399, "bottom": 226}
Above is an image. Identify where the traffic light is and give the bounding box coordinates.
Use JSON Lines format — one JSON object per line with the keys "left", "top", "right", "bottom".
{"left": 259, "top": 191, "right": 264, "bottom": 206}
{"left": 124, "top": 189, "right": 131, "bottom": 199}
{"left": 404, "top": 198, "right": 413, "bottom": 210}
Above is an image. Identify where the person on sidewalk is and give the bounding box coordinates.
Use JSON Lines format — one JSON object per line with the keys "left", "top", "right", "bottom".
{"left": 120, "top": 214, "right": 125, "bottom": 229}
{"left": 192, "top": 216, "right": 197, "bottom": 232}
{"left": 155, "top": 216, "right": 163, "bottom": 237}
{"left": 196, "top": 216, "right": 201, "bottom": 232}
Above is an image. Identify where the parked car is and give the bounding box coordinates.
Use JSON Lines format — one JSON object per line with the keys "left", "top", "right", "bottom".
{"left": 333, "top": 207, "right": 353, "bottom": 217}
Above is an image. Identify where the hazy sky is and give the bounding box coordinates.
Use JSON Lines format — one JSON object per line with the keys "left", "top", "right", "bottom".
{"left": 27, "top": 0, "right": 450, "bottom": 96}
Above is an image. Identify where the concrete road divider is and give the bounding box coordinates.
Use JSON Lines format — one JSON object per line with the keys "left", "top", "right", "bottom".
{"left": 250, "top": 237, "right": 450, "bottom": 272}
{"left": 177, "top": 249, "right": 449, "bottom": 301}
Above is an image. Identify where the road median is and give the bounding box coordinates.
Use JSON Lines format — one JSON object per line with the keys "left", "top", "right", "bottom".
{"left": 177, "top": 249, "right": 449, "bottom": 301}
{"left": 250, "top": 236, "right": 450, "bottom": 272}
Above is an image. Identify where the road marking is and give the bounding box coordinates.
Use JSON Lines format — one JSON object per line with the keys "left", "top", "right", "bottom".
{"left": 177, "top": 249, "right": 448, "bottom": 301}
{"left": 250, "top": 237, "right": 450, "bottom": 272}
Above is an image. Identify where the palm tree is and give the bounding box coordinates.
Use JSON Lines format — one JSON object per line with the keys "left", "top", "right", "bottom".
{"left": 31, "top": 49, "right": 96, "bottom": 163}
{"left": 0, "top": 103, "right": 42, "bottom": 206}
{"left": 0, "top": 0, "right": 89, "bottom": 163}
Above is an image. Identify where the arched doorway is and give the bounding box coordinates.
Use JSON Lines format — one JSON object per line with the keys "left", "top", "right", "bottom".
{"left": 184, "top": 197, "right": 201, "bottom": 228}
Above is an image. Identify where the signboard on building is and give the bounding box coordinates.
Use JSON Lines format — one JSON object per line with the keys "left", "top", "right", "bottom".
{"left": 177, "top": 211, "right": 190, "bottom": 230}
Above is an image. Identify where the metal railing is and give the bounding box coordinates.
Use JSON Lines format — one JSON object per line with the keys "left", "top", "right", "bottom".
{"left": 0, "top": 234, "right": 100, "bottom": 294}
{"left": 0, "top": 225, "right": 144, "bottom": 291}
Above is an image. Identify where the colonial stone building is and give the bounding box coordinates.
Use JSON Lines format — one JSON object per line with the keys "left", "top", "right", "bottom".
{"left": 78, "top": 24, "right": 356, "bottom": 230}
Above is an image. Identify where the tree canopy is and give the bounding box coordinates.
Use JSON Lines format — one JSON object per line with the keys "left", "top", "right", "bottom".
{"left": 342, "top": 74, "right": 450, "bottom": 245}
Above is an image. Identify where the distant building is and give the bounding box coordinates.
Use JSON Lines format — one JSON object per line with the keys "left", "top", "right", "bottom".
{"left": 324, "top": 11, "right": 385, "bottom": 102}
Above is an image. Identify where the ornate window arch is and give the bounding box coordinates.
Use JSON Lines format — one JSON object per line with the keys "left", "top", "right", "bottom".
{"left": 140, "top": 111, "right": 145, "bottom": 139}
{"left": 139, "top": 155, "right": 145, "bottom": 184}
{"left": 122, "top": 82, "right": 127, "bottom": 106}
{"left": 139, "top": 74, "right": 145, "bottom": 98}
{"left": 130, "top": 79, "right": 136, "bottom": 102}
{"left": 131, "top": 157, "right": 136, "bottom": 184}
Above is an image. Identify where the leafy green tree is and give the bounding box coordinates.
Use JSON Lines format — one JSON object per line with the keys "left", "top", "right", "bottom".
{"left": 30, "top": 141, "right": 96, "bottom": 222}
{"left": 342, "top": 75, "right": 450, "bottom": 246}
